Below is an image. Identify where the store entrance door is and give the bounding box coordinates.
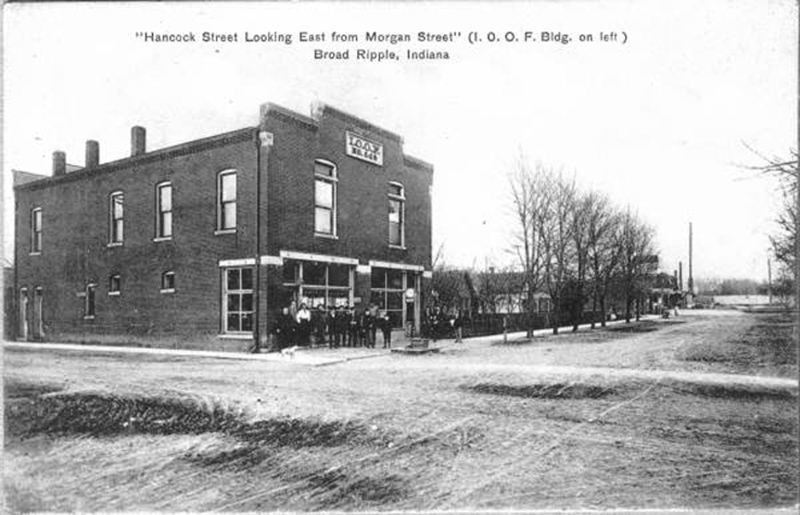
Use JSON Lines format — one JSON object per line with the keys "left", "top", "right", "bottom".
{"left": 32, "top": 288, "right": 44, "bottom": 340}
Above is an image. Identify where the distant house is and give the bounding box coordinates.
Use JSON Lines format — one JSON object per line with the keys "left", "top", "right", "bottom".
{"left": 711, "top": 295, "right": 772, "bottom": 307}
{"left": 431, "top": 268, "right": 558, "bottom": 315}
{"left": 647, "top": 272, "right": 682, "bottom": 311}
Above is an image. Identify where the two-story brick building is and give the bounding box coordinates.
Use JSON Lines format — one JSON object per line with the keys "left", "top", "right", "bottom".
{"left": 13, "top": 102, "right": 433, "bottom": 351}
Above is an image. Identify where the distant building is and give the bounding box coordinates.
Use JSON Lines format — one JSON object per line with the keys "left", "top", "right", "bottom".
{"left": 14, "top": 102, "right": 433, "bottom": 350}
{"left": 647, "top": 271, "right": 682, "bottom": 311}
{"left": 709, "top": 295, "right": 773, "bottom": 307}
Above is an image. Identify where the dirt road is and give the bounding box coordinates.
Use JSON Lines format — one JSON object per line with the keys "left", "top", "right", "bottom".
{"left": 4, "top": 309, "right": 798, "bottom": 511}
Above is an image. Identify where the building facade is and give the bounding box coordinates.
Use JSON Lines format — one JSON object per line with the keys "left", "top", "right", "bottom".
{"left": 14, "top": 102, "right": 433, "bottom": 351}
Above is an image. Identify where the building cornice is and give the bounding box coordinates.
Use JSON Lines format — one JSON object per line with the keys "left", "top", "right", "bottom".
{"left": 14, "top": 127, "right": 256, "bottom": 192}
{"left": 314, "top": 103, "right": 404, "bottom": 144}
{"left": 403, "top": 155, "right": 434, "bottom": 173}
{"left": 261, "top": 103, "right": 319, "bottom": 132}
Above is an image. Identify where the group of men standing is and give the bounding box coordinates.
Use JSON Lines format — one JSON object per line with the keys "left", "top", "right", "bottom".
{"left": 424, "top": 306, "right": 464, "bottom": 343}
{"left": 273, "top": 301, "right": 394, "bottom": 350}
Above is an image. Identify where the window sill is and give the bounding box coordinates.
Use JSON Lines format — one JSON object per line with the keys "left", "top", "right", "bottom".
{"left": 29, "top": 251, "right": 42, "bottom": 256}
{"left": 83, "top": 315, "right": 95, "bottom": 320}
{"left": 215, "top": 229, "right": 237, "bottom": 236}
{"left": 153, "top": 236, "right": 173, "bottom": 243}
{"left": 314, "top": 232, "right": 339, "bottom": 240}
{"left": 388, "top": 244, "right": 407, "bottom": 250}
{"left": 160, "top": 288, "right": 176, "bottom": 294}
{"left": 107, "top": 242, "right": 123, "bottom": 248}
{"left": 108, "top": 291, "right": 121, "bottom": 297}
{"left": 218, "top": 333, "right": 253, "bottom": 340}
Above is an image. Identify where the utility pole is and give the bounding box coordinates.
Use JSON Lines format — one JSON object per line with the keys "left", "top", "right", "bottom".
{"left": 688, "top": 222, "right": 694, "bottom": 296}
{"left": 767, "top": 259, "right": 772, "bottom": 305}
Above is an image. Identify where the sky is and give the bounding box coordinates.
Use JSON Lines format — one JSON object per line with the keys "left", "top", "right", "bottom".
{"left": 3, "top": 1, "right": 797, "bottom": 283}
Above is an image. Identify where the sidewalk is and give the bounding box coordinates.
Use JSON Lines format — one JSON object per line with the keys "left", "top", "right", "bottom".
{"left": 3, "top": 341, "right": 384, "bottom": 367}
{"left": 3, "top": 315, "right": 657, "bottom": 366}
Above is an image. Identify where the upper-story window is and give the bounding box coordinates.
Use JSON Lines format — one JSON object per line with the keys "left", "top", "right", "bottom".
{"left": 30, "top": 207, "right": 42, "bottom": 254}
{"left": 217, "top": 170, "right": 237, "bottom": 231}
{"left": 109, "top": 191, "right": 124, "bottom": 244}
{"left": 314, "top": 160, "right": 337, "bottom": 237}
{"left": 388, "top": 182, "right": 405, "bottom": 247}
{"left": 156, "top": 182, "right": 173, "bottom": 239}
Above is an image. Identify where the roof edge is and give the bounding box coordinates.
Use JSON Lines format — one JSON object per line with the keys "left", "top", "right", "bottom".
{"left": 14, "top": 127, "right": 256, "bottom": 192}
{"left": 260, "top": 102, "right": 319, "bottom": 131}
{"left": 312, "top": 103, "right": 404, "bottom": 144}
{"left": 404, "top": 155, "right": 433, "bottom": 173}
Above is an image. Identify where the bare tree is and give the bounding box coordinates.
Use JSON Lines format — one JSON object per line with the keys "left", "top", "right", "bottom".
{"left": 585, "top": 194, "right": 622, "bottom": 328}
{"left": 431, "top": 264, "right": 468, "bottom": 312}
{"left": 540, "top": 172, "right": 577, "bottom": 335}
{"left": 770, "top": 171, "right": 798, "bottom": 278}
{"left": 509, "top": 156, "right": 661, "bottom": 334}
{"left": 771, "top": 179, "right": 797, "bottom": 275}
{"left": 742, "top": 147, "right": 798, "bottom": 296}
{"left": 508, "top": 158, "right": 552, "bottom": 336}
{"left": 567, "top": 189, "right": 598, "bottom": 331}
{"left": 619, "top": 210, "right": 657, "bottom": 323}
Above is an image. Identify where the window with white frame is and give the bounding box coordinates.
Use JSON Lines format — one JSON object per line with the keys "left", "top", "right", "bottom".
{"left": 282, "top": 259, "right": 353, "bottom": 308}
{"left": 109, "top": 191, "right": 124, "bottom": 243}
{"left": 161, "top": 271, "right": 175, "bottom": 293}
{"left": 217, "top": 170, "right": 237, "bottom": 231}
{"left": 31, "top": 207, "right": 42, "bottom": 253}
{"left": 156, "top": 182, "right": 173, "bottom": 239}
{"left": 222, "top": 267, "right": 254, "bottom": 333}
{"left": 388, "top": 182, "right": 405, "bottom": 247}
{"left": 108, "top": 274, "right": 121, "bottom": 295}
{"left": 314, "top": 160, "right": 337, "bottom": 236}
{"left": 84, "top": 283, "right": 97, "bottom": 318}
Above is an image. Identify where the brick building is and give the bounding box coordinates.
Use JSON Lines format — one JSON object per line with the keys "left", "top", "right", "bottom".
{"left": 13, "top": 102, "right": 433, "bottom": 351}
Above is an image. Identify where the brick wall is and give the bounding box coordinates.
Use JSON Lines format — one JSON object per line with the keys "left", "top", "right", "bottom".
{"left": 261, "top": 106, "right": 433, "bottom": 268}
{"left": 13, "top": 104, "right": 433, "bottom": 350}
{"left": 15, "top": 130, "right": 257, "bottom": 350}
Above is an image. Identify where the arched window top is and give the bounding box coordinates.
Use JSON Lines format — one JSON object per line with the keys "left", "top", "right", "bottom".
{"left": 160, "top": 270, "right": 176, "bottom": 293}
{"left": 388, "top": 182, "right": 405, "bottom": 198}
{"left": 217, "top": 168, "right": 237, "bottom": 186}
{"left": 314, "top": 159, "right": 337, "bottom": 179}
{"left": 108, "top": 274, "right": 121, "bottom": 295}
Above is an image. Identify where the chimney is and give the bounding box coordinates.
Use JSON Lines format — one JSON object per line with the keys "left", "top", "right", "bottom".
{"left": 53, "top": 151, "right": 66, "bottom": 176}
{"left": 85, "top": 140, "right": 100, "bottom": 168}
{"left": 131, "top": 126, "right": 146, "bottom": 156}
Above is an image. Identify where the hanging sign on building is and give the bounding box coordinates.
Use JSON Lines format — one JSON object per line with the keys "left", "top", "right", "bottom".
{"left": 346, "top": 131, "right": 383, "bottom": 166}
